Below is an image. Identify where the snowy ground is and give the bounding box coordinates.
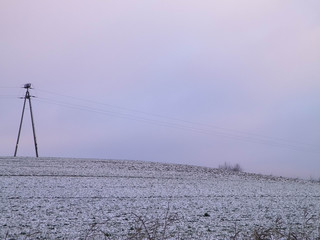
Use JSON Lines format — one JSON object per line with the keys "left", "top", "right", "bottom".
{"left": 1, "top": 157, "right": 320, "bottom": 239}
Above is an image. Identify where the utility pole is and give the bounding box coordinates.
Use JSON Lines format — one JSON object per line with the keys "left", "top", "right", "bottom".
{"left": 14, "top": 83, "right": 39, "bottom": 157}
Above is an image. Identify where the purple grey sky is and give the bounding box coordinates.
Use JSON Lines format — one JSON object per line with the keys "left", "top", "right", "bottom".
{"left": 1, "top": 1, "right": 320, "bottom": 178}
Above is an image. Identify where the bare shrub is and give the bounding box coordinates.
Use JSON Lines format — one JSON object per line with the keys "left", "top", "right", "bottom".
{"left": 230, "top": 221, "right": 242, "bottom": 240}
{"left": 251, "top": 209, "right": 320, "bottom": 240}
{"left": 82, "top": 205, "right": 183, "bottom": 240}
{"left": 309, "top": 176, "right": 320, "bottom": 183}
{"left": 219, "top": 162, "right": 243, "bottom": 172}
{"left": 127, "top": 209, "right": 181, "bottom": 240}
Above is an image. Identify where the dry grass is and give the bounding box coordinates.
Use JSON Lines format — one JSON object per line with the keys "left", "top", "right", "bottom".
{"left": 4, "top": 207, "right": 320, "bottom": 240}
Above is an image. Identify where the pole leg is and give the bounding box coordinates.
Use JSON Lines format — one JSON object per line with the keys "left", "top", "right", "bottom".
{"left": 28, "top": 91, "right": 39, "bottom": 157}
{"left": 14, "top": 93, "right": 27, "bottom": 157}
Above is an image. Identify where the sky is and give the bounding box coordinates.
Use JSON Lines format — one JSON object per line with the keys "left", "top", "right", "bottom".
{"left": 1, "top": 1, "right": 320, "bottom": 179}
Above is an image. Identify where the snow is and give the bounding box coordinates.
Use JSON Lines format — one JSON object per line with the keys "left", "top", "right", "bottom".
{"left": 1, "top": 157, "right": 320, "bottom": 239}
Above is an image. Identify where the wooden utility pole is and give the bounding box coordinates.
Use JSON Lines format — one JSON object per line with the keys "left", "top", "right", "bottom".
{"left": 14, "top": 83, "right": 39, "bottom": 157}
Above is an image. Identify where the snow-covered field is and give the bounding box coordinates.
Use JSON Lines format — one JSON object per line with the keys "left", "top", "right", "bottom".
{"left": 1, "top": 157, "right": 320, "bottom": 239}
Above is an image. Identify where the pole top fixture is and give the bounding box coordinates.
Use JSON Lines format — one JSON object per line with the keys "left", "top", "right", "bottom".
{"left": 24, "top": 83, "right": 32, "bottom": 89}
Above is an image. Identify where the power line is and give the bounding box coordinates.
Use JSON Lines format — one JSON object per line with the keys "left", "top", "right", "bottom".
{"left": 0, "top": 95, "right": 20, "bottom": 98}
{"left": 35, "top": 88, "right": 319, "bottom": 149}
{"left": 0, "top": 87, "right": 19, "bottom": 89}
{"left": 33, "top": 95, "right": 320, "bottom": 154}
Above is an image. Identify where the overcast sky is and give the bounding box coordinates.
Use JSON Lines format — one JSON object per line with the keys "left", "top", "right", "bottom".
{"left": 1, "top": 1, "right": 319, "bottom": 178}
